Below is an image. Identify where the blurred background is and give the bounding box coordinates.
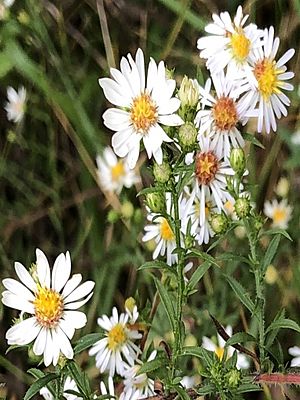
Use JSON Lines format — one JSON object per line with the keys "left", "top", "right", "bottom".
{"left": 0, "top": 0, "right": 299, "bottom": 398}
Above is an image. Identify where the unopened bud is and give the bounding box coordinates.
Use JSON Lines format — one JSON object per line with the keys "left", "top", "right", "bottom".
{"left": 254, "top": 214, "right": 264, "bottom": 232}
{"left": 210, "top": 213, "right": 228, "bottom": 234}
{"left": 234, "top": 197, "right": 251, "bottom": 219}
{"left": 230, "top": 148, "right": 246, "bottom": 175}
{"left": 153, "top": 160, "right": 172, "bottom": 184}
{"left": 178, "top": 76, "right": 199, "bottom": 108}
{"left": 178, "top": 123, "right": 198, "bottom": 152}
{"left": 225, "top": 368, "right": 241, "bottom": 388}
{"left": 120, "top": 201, "right": 134, "bottom": 219}
{"left": 145, "top": 192, "right": 165, "bottom": 213}
{"left": 107, "top": 209, "right": 120, "bottom": 223}
{"left": 125, "top": 297, "right": 136, "bottom": 313}
{"left": 275, "top": 177, "right": 289, "bottom": 198}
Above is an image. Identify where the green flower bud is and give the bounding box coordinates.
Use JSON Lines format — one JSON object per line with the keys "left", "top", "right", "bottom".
{"left": 120, "top": 200, "right": 134, "bottom": 219}
{"left": 254, "top": 214, "right": 264, "bottom": 232}
{"left": 178, "top": 123, "right": 198, "bottom": 152}
{"left": 210, "top": 213, "right": 229, "bottom": 234}
{"left": 234, "top": 197, "right": 251, "bottom": 219}
{"left": 225, "top": 368, "right": 241, "bottom": 388}
{"left": 145, "top": 192, "right": 165, "bottom": 213}
{"left": 133, "top": 208, "right": 143, "bottom": 224}
{"left": 107, "top": 209, "right": 120, "bottom": 223}
{"left": 178, "top": 76, "right": 199, "bottom": 108}
{"left": 230, "top": 148, "right": 246, "bottom": 175}
{"left": 125, "top": 297, "right": 136, "bottom": 313}
{"left": 28, "top": 347, "right": 42, "bottom": 363}
{"left": 153, "top": 160, "right": 172, "bottom": 184}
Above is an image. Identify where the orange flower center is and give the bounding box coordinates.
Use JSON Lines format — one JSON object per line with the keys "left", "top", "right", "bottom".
{"left": 130, "top": 93, "right": 158, "bottom": 133}
{"left": 254, "top": 58, "right": 281, "bottom": 100}
{"left": 34, "top": 286, "right": 63, "bottom": 328}
{"left": 160, "top": 218, "right": 175, "bottom": 241}
{"left": 195, "top": 151, "right": 219, "bottom": 185}
{"left": 111, "top": 161, "right": 125, "bottom": 181}
{"left": 212, "top": 96, "right": 238, "bottom": 131}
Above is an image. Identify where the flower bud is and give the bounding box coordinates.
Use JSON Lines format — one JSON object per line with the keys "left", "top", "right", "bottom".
{"left": 145, "top": 192, "right": 165, "bottom": 213}
{"left": 178, "top": 76, "right": 199, "bottom": 108}
{"left": 153, "top": 160, "right": 172, "bottom": 184}
{"left": 234, "top": 197, "right": 251, "bottom": 218}
{"left": 125, "top": 297, "right": 136, "bottom": 313}
{"left": 225, "top": 368, "right": 241, "bottom": 389}
{"left": 210, "top": 213, "right": 229, "bottom": 234}
{"left": 178, "top": 123, "right": 198, "bottom": 152}
{"left": 230, "top": 148, "right": 246, "bottom": 175}
{"left": 107, "top": 209, "right": 120, "bottom": 223}
{"left": 120, "top": 200, "right": 134, "bottom": 219}
{"left": 275, "top": 177, "right": 289, "bottom": 198}
{"left": 265, "top": 264, "right": 278, "bottom": 285}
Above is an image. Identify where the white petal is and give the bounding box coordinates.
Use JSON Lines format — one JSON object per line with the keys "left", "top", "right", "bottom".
{"left": 33, "top": 327, "right": 47, "bottom": 355}
{"left": 36, "top": 249, "right": 50, "bottom": 287}
{"left": 14, "top": 262, "right": 37, "bottom": 292}
{"left": 64, "top": 281, "right": 95, "bottom": 303}
{"left": 158, "top": 113, "right": 183, "bottom": 127}
{"left": 6, "top": 317, "right": 40, "bottom": 345}
{"left": 2, "top": 278, "right": 35, "bottom": 301}
{"left": 2, "top": 291, "right": 35, "bottom": 314}
{"left": 64, "top": 291, "right": 93, "bottom": 310}
{"left": 52, "top": 252, "right": 71, "bottom": 293}
{"left": 63, "top": 310, "right": 87, "bottom": 329}
{"left": 61, "top": 274, "right": 82, "bottom": 298}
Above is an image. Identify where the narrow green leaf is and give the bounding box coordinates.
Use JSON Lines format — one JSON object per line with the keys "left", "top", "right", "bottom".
{"left": 181, "top": 346, "right": 213, "bottom": 366}
{"left": 225, "top": 275, "right": 255, "bottom": 313}
{"left": 154, "top": 278, "right": 176, "bottom": 331}
{"left": 225, "top": 332, "right": 257, "bottom": 347}
{"left": 189, "top": 249, "right": 221, "bottom": 268}
{"left": 0, "top": 52, "right": 13, "bottom": 78}
{"left": 23, "top": 373, "right": 57, "bottom": 400}
{"left": 243, "top": 133, "right": 265, "bottom": 149}
{"left": 195, "top": 384, "right": 215, "bottom": 395}
{"left": 236, "top": 383, "right": 261, "bottom": 394}
{"left": 137, "top": 357, "right": 166, "bottom": 375}
{"left": 67, "top": 361, "right": 88, "bottom": 396}
{"left": 174, "top": 385, "right": 190, "bottom": 400}
{"left": 74, "top": 333, "right": 103, "bottom": 355}
{"left": 266, "top": 318, "right": 300, "bottom": 335}
{"left": 261, "top": 228, "right": 292, "bottom": 241}
{"left": 265, "top": 309, "right": 285, "bottom": 349}
{"left": 187, "top": 261, "right": 211, "bottom": 292}
{"left": 262, "top": 234, "right": 281, "bottom": 274}
{"left": 137, "top": 186, "right": 166, "bottom": 197}
{"left": 27, "top": 368, "right": 44, "bottom": 380}
{"left": 138, "top": 260, "right": 176, "bottom": 274}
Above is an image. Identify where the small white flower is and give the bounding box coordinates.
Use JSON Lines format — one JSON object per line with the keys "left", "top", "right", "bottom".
{"left": 4, "top": 86, "right": 27, "bottom": 123}
{"left": 181, "top": 376, "right": 196, "bottom": 389}
{"left": 100, "top": 376, "right": 140, "bottom": 400}
{"left": 288, "top": 346, "right": 300, "bottom": 367}
{"left": 195, "top": 72, "right": 249, "bottom": 159}
{"left": 99, "top": 48, "right": 183, "bottom": 169}
{"left": 202, "top": 325, "right": 249, "bottom": 369}
{"left": 291, "top": 130, "right": 300, "bottom": 146}
{"left": 123, "top": 350, "right": 157, "bottom": 398}
{"left": 264, "top": 198, "right": 293, "bottom": 229}
{"left": 96, "top": 146, "right": 140, "bottom": 194}
{"left": 40, "top": 376, "right": 79, "bottom": 400}
{"left": 245, "top": 26, "right": 295, "bottom": 133}
{"left": 197, "top": 6, "right": 263, "bottom": 76}
{"left": 142, "top": 193, "right": 184, "bottom": 265}
{"left": 89, "top": 307, "right": 142, "bottom": 377}
{"left": 2, "top": 249, "right": 95, "bottom": 367}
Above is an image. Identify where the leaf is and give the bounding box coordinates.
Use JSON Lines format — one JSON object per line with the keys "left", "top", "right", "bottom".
{"left": 136, "top": 357, "right": 166, "bottom": 375}
{"left": 0, "top": 52, "right": 13, "bottom": 78}
{"left": 236, "top": 383, "right": 261, "bottom": 394}
{"left": 187, "top": 261, "right": 211, "bottom": 292}
{"left": 23, "top": 373, "right": 57, "bottom": 400}
{"left": 266, "top": 318, "right": 300, "bottom": 335}
{"left": 262, "top": 234, "right": 281, "bottom": 274}
{"left": 137, "top": 186, "right": 166, "bottom": 197}
{"left": 189, "top": 249, "right": 221, "bottom": 268}
{"left": 217, "top": 253, "right": 251, "bottom": 265}
{"left": 225, "top": 332, "right": 257, "bottom": 347}
{"left": 225, "top": 275, "right": 255, "bottom": 313}
{"left": 174, "top": 385, "right": 190, "bottom": 400}
{"left": 260, "top": 228, "right": 292, "bottom": 241}
{"left": 243, "top": 133, "right": 265, "bottom": 149}
{"left": 154, "top": 278, "right": 176, "bottom": 331}
{"left": 265, "top": 309, "right": 285, "bottom": 349}
{"left": 67, "top": 361, "right": 88, "bottom": 396}
{"left": 74, "top": 333, "right": 103, "bottom": 355}
{"left": 195, "top": 384, "right": 215, "bottom": 395}
{"left": 181, "top": 346, "right": 213, "bottom": 366}
{"left": 138, "top": 260, "right": 176, "bottom": 274}
{"left": 27, "top": 368, "right": 45, "bottom": 379}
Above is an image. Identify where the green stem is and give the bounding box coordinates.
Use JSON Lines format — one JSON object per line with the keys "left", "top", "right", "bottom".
{"left": 0, "top": 355, "right": 32, "bottom": 385}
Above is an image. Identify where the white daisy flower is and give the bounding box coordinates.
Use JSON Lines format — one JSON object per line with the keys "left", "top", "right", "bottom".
{"left": 96, "top": 146, "right": 140, "bottom": 194}
{"left": 142, "top": 193, "right": 184, "bottom": 266}
{"left": 2, "top": 249, "right": 95, "bottom": 367}
{"left": 181, "top": 376, "right": 196, "bottom": 389}
{"left": 40, "top": 376, "right": 79, "bottom": 400}
{"left": 99, "top": 48, "right": 183, "bottom": 169}
{"left": 89, "top": 307, "right": 142, "bottom": 377}
{"left": 100, "top": 376, "right": 140, "bottom": 400}
{"left": 245, "top": 26, "right": 295, "bottom": 133}
{"left": 264, "top": 198, "right": 293, "bottom": 229}
{"left": 195, "top": 72, "right": 250, "bottom": 159}
{"left": 123, "top": 350, "right": 157, "bottom": 398}
{"left": 288, "top": 346, "right": 300, "bottom": 367}
{"left": 189, "top": 137, "right": 235, "bottom": 229}
{"left": 202, "top": 325, "right": 249, "bottom": 369}
{"left": 197, "top": 6, "right": 263, "bottom": 77}
{"left": 4, "top": 86, "right": 27, "bottom": 123}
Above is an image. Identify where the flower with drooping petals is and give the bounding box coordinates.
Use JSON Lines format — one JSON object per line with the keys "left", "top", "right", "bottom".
{"left": 197, "top": 6, "right": 263, "bottom": 77}
{"left": 100, "top": 376, "right": 140, "bottom": 400}
{"left": 40, "top": 376, "right": 80, "bottom": 400}
{"left": 264, "top": 198, "right": 293, "bottom": 229}
{"left": 2, "top": 249, "right": 94, "bottom": 367}
{"left": 96, "top": 146, "right": 140, "bottom": 194}
{"left": 99, "top": 48, "right": 183, "bottom": 169}
{"left": 4, "top": 86, "right": 26, "bottom": 123}
{"left": 89, "top": 307, "right": 142, "bottom": 377}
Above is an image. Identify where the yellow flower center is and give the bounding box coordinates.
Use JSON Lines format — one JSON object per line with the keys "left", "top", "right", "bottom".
{"left": 229, "top": 28, "right": 250, "bottom": 62}
{"left": 107, "top": 323, "right": 127, "bottom": 351}
{"left": 33, "top": 286, "right": 63, "bottom": 328}
{"left": 212, "top": 96, "right": 238, "bottom": 131}
{"left": 111, "top": 161, "right": 125, "bottom": 181}
{"left": 215, "top": 346, "right": 225, "bottom": 360}
{"left": 273, "top": 208, "right": 287, "bottom": 224}
{"left": 130, "top": 93, "right": 158, "bottom": 133}
{"left": 160, "top": 218, "right": 175, "bottom": 241}
{"left": 224, "top": 200, "right": 234, "bottom": 215}
{"left": 254, "top": 58, "right": 281, "bottom": 100}
{"left": 195, "top": 151, "right": 219, "bottom": 185}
